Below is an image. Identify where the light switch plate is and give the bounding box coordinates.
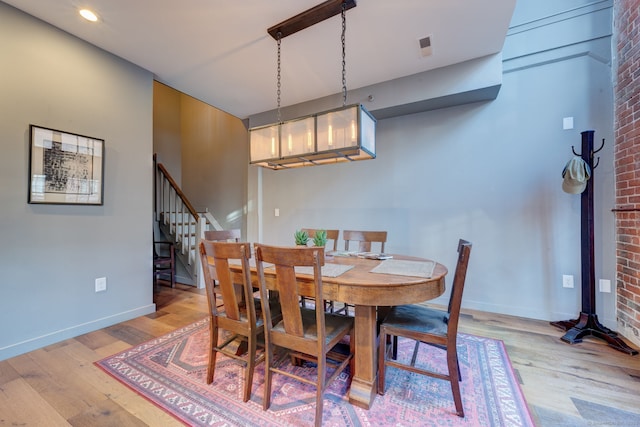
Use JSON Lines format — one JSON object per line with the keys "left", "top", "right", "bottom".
{"left": 563, "top": 117, "right": 574, "bottom": 130}
{"left": 562, "top": 274, "right": 574, "bottom": 288}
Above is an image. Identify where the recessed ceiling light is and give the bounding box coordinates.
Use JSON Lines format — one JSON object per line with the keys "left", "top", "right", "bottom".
{"left": 79, "top": 9, "right": 98, "bottom": 22}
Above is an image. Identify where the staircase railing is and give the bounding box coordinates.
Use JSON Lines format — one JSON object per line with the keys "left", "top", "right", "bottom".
{"left": 154, "top": 156, "right": 222, "bottom": 287}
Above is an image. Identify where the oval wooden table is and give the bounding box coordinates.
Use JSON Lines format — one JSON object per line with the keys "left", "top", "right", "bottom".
{"left": 225, "top": 253, "right": 448, "bottom": 410}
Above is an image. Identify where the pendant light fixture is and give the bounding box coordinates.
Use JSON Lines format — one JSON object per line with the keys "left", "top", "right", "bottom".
{"left": 249, "top": 0, "right": 376, "bottom": 170}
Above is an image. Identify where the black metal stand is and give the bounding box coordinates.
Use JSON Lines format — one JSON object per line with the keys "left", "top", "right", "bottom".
{"left": 550, "top": 130, "right": 638, "bottom": 355}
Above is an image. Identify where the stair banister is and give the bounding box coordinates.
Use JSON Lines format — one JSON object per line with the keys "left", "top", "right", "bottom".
{"left": 154, "top": 156, "right": 227, "bottom": 288}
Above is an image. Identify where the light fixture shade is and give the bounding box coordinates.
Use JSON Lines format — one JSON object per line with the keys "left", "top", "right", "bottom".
{"left": 249, "top": 125, "right": 279, "bottom": 163}
{"left": 281, "top": 116, "right": 315, "bottom": 157}
{"left": 249, "top": 104, "right": 376, "bottom": 169}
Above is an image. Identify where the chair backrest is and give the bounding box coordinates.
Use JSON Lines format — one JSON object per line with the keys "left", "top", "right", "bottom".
{"left": 301, "top": 228, "right": 339, "bottom": 251}
{"left": 343, "top": 230, "right": 387, "bottom": 252}
{"left": 204, "top": 229, "right": 241, "bottom": 242}
{"left": 202, "top": 230, "right": 242, "bottom": 282}
{"left": 255, "top": 244, "right": 326, "bottom": 353}
{"left": 199, "top": 240, "right": 255, "bottom": 325}
{"left": 153, "top": 220, "right": 171, "bottom": 257}
{"left": 445, "top": 239, "right": 472, "bottom": 335}
{"left": 153, "top": 240, "right": 170, "bottom": 258}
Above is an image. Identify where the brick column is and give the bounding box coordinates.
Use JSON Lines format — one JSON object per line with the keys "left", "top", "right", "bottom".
{"left": 614, "top": 0, "right": 640, "bottom": 345}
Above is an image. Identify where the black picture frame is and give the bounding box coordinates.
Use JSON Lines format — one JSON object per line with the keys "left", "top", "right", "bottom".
{"left": 28, "top": 124, "right": 104, "bottom": 205}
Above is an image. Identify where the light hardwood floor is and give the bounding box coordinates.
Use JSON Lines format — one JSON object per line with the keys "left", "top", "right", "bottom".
{"left": 1, "top": 283, "right": 639, "bottom": 426}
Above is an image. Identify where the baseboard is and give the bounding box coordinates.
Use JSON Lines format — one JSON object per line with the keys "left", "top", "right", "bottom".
{"left": 464, "top": 300, "right": 617, "bottom": 331}
{"left": 175, "top": 272, "right": 194, "bottom": 286}
{"left": 0, "top": 304, "right": 156, "bottom": 361}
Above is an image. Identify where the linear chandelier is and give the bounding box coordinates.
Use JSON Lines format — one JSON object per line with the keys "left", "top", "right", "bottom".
{"left": 249, "top": 0, "right": 376, "bottom": 170}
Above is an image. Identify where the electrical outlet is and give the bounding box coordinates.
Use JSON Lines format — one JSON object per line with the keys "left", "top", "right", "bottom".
{"left": 95, "top": 277, "right": 107, "bottom": 292}
{"left": 562, "top": 274, "right": 574, "bottom": 288}
{"left": 599, "top": 279, "right": 611, "bottom": 293}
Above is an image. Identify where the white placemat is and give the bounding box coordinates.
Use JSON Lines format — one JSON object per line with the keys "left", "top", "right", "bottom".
{"left": 295, "top": 263, "right": 354, "bottom": 277}
{"left": 370, "top": 259, "right": 435, "bottom": 278}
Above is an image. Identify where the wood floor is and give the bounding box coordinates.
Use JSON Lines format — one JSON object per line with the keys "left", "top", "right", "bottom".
{"left": 1, "top": 283, "right": 639, "bottom": 426}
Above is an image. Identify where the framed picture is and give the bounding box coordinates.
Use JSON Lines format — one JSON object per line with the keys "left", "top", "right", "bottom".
{"left": 28, "top": 124, "right": 104, "bottom": 205}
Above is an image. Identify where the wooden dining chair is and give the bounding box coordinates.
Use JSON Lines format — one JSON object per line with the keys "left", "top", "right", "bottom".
{"left": 153, "top": 241, "right": 175, "bottom": 288}
{"left": 203, "top": 229, "right": 242, "bottom": 285}
{"left": 299, "top": 228, "right": 340, "bottom": 312}
{"left": 343, "top": 230, "right": 387, "bottom": 253}
{"left": 254, "top": 244, "right": 355, "bottom": 426}
{"left": 336, "top": 230, "right": 388, "bottom": 314}
{"left": 301, "top": 228, "right": 339, "bottom": 251}
{"left": 377, "top": 239, "right": 472, "bottom": 417}
{"left": 199, "top": 240, "right": 276, "bottom": 402}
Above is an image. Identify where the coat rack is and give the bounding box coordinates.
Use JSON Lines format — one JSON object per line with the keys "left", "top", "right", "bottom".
{"left": 551, "top": 130, "right": 638, "bottom": 355}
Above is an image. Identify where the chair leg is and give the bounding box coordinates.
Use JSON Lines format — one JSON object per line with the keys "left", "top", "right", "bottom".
{"left": 263, "top": 342, "right": 273, "bottom": 411}
{"left": 349, "top": 330, "right": 356, "bottom": 380}
{"left": 243, "top": 334, "right": 257, "bottom": 402}
{"left": 315, "top": 354, "right": 326, "bottom": 425}
{"left": 332, "top": 302, "right": 347, "bottom": 315}
{"left": 171, "top": 249, "right": 175, "bottom": 287}
{"left": 448, "top": 352, "right": 464, "bottom": 417}
{"left": 325, "top": 300, "right": 334, "bottom": 312}
{"left": 392, "top": 336, "right": 398, "bottom": 360}
{"left": 207, "top": 320, "right": 219, "bottom": 384}
{"left": 315, "top": 393, "right": 324, "bottom": 424}
{"left": 377, "top": 328, "right": 387, "bottom": 395}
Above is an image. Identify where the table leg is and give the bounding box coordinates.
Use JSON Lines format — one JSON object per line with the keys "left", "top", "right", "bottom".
{"left": 348, "top": 305, "right": 377, "bottom": 409}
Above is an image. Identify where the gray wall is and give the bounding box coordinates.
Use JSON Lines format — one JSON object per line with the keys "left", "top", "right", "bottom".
{"left": 247, "top": 1, "right": 617, "bottom": 327}
{"left": 0, "top": 0, "right": 620, "bottom": 360}
{"left": 0, "top": 3, "right": 155, "bottom": 360}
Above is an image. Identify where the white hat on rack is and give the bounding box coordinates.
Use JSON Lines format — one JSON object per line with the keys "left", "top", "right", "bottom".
{"left": 562, "top": 156, "right": 591, "bottom": 194}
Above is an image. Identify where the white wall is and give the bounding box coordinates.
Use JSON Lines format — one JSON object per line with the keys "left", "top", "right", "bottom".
{"left": 247, "top": 1, "right": 617, "bottom": 326}
{"left": 0, "top": 3, "right": 155, "bottom": 360}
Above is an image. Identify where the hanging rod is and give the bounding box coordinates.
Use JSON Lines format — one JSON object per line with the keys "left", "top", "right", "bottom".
{"left": 267, "top": 0, "right": 357, "bottom": 40}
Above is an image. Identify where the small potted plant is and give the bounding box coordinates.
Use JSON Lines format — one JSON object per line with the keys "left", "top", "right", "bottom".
{"left": 294, "top": 229, "right": 309, "bottom": 246}
{"left": 312, "top": 229, "right": 327, "bottom": 247}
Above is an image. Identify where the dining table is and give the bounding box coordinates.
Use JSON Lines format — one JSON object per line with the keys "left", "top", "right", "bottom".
{"left": 223, "top": 250, "right": 448, "bottom": 410}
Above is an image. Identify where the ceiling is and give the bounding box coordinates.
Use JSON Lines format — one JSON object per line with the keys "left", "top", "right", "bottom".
{"left": 3, "top": 0, "right": 516, "bottom": 119}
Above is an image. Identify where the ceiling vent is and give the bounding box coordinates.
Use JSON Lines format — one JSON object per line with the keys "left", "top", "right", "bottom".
{"left": 419, "top": 35, "right": 433, "bottom": 57}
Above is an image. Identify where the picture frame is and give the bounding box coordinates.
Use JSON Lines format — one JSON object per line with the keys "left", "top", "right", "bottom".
{"left": 28, "top": 124, "right": 104, "bottom": 205}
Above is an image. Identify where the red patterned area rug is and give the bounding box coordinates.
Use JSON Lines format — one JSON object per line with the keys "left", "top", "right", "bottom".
{"left": 96, "top": 317, "right": 534, "bottom": 426}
